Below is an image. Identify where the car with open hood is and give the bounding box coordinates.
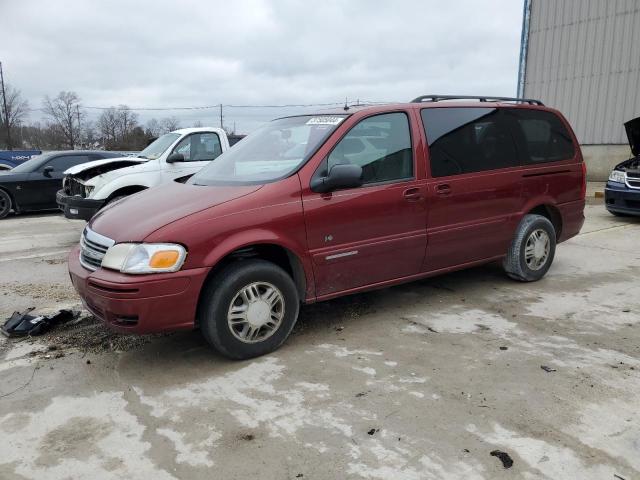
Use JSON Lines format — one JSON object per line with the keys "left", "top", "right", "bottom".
{"left": 56, "top": 127, "right": 230, "bottom": 220}
{"left": 68, "top": 95, "right": 586, "bottom": 360}
{"left": 604, "top": 116, "right": 640, "bottom": 216}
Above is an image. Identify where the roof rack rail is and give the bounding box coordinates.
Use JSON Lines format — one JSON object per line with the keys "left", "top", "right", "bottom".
{"left": 411, "top": 95, "right": 544, "bottom": 106}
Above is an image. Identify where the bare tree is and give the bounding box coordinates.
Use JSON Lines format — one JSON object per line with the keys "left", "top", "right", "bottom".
{"left": 42, "top": 91, "right": 83, "bottom": 148}
{"left": 116, "top": 105, "right": 139, "bottom": 141}
{"left": 160, "top": 116, "right": 180, "bottom": 133}
{"left": 145, "top": 118, "right": 161, "bottom": 138}
{"left": 97, "top": 107, "right": 119, "bottom": 146}
{"left": 0, "top": 84, "right": 29, "bottom": 149}
{"left": 192, "top": 120, "right": 203, "bottom": 128}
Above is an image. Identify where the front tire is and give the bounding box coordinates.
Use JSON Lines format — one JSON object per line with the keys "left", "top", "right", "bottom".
{"left": 0, "top": 189, "right": 12, "bottom": 219}
{"left": 503, "top": 214, "right": 556, "bottom": 282}
{"left": 199, "top": 259, "right": 300, "bottom": 360}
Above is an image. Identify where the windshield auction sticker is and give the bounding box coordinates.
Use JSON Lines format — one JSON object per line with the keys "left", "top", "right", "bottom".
{"left": 306, "top": 116, "right": 345, "bottom": 126}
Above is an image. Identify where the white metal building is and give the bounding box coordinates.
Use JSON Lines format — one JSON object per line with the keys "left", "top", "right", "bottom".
{"left": 518, "top": 0, "right": 640, "bottom": 179}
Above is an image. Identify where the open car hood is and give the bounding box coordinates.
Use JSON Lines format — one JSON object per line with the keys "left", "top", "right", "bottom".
{"left": 625, "top": 116, "right": 640, "bottom": 157}
{"left": 64, "top": 156, "right": 147, "bottom": 176}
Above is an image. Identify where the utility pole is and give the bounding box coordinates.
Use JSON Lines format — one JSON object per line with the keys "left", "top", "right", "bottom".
{"left": 0, "top": 61, "right": 13, "bottom": 150}
{"left": 76, "top": 105, "right": 81, "bottom": 149}
{"left": 219, "top": 103, "right": 224, "bottom": 131}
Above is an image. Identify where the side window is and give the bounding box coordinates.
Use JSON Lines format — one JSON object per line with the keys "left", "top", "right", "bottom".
{"left": 327, "top": 112, "right": 413, "bottom": 184}
{"left": 173, "top": 133, "right": 222, "bottom": 162}
{"left": 43, "top": 155, "right": 89, "bottom": 172}
{"left": 421, "top": 108, "right": 519, "bottom": 177}
{"left": 506, "top": 109, "right": 575, "bottom": 164}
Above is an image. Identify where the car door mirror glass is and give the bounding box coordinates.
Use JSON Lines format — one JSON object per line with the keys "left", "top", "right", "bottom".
{"left": 311, "top": 164, "right": 363, "bottom": 193}
{"left": 166, "top": 152, "right": 185, "bottom": 163}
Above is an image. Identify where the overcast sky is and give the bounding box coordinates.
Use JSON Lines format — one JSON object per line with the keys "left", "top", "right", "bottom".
{"left": 2, "top": 0, "right": 524, "bottom": 133}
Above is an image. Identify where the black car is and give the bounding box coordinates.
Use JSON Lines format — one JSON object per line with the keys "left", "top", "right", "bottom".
{"left": 605, "top": 116, "right": 640, "bottom": 216}
{"left": 0, "top": 150, "right": 121, "bottom": 219}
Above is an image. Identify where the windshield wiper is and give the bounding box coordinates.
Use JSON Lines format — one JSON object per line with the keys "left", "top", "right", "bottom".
{"left": 137, "top": 155, "right": 149, "bottom": 159}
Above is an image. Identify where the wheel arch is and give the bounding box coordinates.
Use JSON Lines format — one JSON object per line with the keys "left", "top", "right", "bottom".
{"left": 526, "top": 203, "right": 562, "bottom": 240}
{"left": 105, "top": 185, "right": 148, "bottom": 202}
{"left": 200, "top": 242, "right": 308, "bottom": 304}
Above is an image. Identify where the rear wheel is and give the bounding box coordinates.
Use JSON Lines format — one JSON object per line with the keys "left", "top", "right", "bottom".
{"left": 199, "top": 259, "right": 300, "bottom": 360}
{"left": 0, "top": 190, "right": 12, "bottom": 219}
{"left": 503, "top": 214, "right": 556, "bottom": 282}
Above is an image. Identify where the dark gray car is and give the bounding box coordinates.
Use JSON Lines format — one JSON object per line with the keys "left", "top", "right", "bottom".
{"left": 0, "top": 151, "right": 121, "bottom": 219}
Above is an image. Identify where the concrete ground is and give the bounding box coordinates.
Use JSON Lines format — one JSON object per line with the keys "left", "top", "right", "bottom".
{"left": 0, "top": 204, "right": 639, "bottom": 480}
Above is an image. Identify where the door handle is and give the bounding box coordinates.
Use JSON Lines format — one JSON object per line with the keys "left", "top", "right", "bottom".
{"left": 435, "top": 184, "right": 451, "bottom": 195}
{"left": 403, "top": 187, "right": 422, "bottom": 201}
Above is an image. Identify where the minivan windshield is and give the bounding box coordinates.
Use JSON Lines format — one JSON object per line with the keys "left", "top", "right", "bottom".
{"left": 138, "top": 133, "right": 180, "bottom": 159}
{"left": 189, "top": 115, "right": 347, "bottom": 186}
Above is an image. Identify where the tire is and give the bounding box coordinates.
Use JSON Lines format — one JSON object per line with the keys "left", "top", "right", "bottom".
{"left": 0, "top": 189, "right": 12, "bottom": 219}
{"left": 503, "top": 214, "right": 556, "bottom": 282}
{"left": 199, "top": 259, "right": 300, "bottom": 360}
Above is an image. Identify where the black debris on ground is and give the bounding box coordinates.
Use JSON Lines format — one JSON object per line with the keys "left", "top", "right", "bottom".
{"left": 499, "top": 346, "right": 508, "bottom": 351}
{"left": 541, "top": 365, "right": 557, "bottom": 373}
{"left": 490, "top": 450, "right": 514, "bottom": 469}
{"left": 2, "top": 309, "right": 76, "bottom": 337}
{"left": 367, "top": 428, "right": 379, "bottom": 436}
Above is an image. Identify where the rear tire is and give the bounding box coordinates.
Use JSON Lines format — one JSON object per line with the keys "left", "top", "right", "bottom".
{"left": 199, "top": 259, "right": 300, "bottom": 360}
{"left": 503, "top": 214, "right": 556, "bottom": 282}
{"left": 0, "top": 189, "right": 12, "bottom": 219}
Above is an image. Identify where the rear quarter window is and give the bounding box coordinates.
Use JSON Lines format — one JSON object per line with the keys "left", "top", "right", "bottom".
{"left": 505, "top": 109, "right": 575, "bottom": 164}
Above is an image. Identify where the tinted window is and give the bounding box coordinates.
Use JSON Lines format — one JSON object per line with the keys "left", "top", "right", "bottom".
{"left": 173, "top": 133, "right": 222, "bottom": 162}
{"left": 43, "top": 155, "right": 90, "bottom": 172}
{"left": 505, "top": 109, "right": 575, "bottom": 164}
{"left": 421, "top": 108, "right": 518, "bottom": 177}
{"left": 328, "top": 112, "right": 413, "bottom": 184}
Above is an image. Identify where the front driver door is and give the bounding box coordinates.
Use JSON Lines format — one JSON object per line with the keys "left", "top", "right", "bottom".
{"left": 302, "top": 111, "right": 428, "bottom": 298}
{"left": 26, "top": 154, "right": 89, "bottom": 209}
{"left": 163, "top": 132, "right": 222, "bottom": 181}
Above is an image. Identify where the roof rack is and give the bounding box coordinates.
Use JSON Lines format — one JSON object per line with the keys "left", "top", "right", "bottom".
{"left": 411, "top": 95, "right": 544, "bottom": 106}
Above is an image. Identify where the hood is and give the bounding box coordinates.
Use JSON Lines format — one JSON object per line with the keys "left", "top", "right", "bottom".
{"left": 89, "top": 180, "right": 262, "bottom": 242}
{"left": 64, "top": 156, "right": 147, "bottom": 178}
{"left": 625, "top": 117, "right": 640, "bottom": 157}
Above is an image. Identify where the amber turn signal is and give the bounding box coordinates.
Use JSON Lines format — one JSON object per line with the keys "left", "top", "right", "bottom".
{"left": 149, "top": 250, "right": 180, "bottom": 269}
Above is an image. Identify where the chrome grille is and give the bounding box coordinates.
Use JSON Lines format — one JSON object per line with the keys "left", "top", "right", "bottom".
{"left": 79, "top": 227, "right": 115, "bottom": 271}
{"left": 626, "top": 170, "right": 640, "bottom": 189}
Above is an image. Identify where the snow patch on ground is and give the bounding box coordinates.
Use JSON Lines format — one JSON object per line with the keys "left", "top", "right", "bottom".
{"left": 468, "top": 423, "right": 621, "bottom": 479}
{"left": 0, "top": 392, "right": 175, "bottom": 480}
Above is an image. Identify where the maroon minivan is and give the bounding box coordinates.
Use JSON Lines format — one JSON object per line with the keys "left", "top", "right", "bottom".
{"left": 69, "top": 95, "right": 586, "bottom": 359}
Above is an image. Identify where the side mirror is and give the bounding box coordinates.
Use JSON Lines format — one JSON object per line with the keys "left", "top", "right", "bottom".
{"left": 166, "top": 152, "right": 185, "bottom": 163}
{"left": 43, "top": 165, "right": 54, "bottom": 177}
{"left": 310, "top": 164, "right": 363, "bottom": 193}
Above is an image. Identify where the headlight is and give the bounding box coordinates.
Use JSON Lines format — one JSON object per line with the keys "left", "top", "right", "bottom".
{"left": 84, "top": 185, "right": 95, "bottom": 197}
{"left": 609, "top": 170, "right": 626, "bottom": 184}
{"left": 102, "top": 243, "right": 187, "bottom": 274}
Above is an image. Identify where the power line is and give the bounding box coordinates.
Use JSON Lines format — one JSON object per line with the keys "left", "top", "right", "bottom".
{"left": 25, "top": 100, "right": 392, "bottom": 113}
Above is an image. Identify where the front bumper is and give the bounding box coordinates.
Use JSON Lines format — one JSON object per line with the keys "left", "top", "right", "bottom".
{"left": 604, "top": 182, "right": 640, "bottom": 216}
{"left": 57, "top": 190, "right": 106, "bottom": 221}
{"left": 68, "top": 245, "right": 210, "bottom": 334}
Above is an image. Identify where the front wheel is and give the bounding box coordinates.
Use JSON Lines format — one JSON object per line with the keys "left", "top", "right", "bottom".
{"left": 503, "top": 214, "right": 556, "bottom": 282}
{"left": 0, "top": 190, "right": 12, "bottom": 219}
{"left": 199, "top": 259, "right": 300, "bottom": 360}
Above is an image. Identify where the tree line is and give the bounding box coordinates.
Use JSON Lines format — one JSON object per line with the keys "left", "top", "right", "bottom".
{"left": 0, "top": 86, "right": 193, "bottom": 151}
